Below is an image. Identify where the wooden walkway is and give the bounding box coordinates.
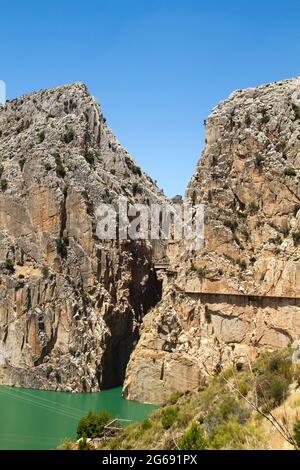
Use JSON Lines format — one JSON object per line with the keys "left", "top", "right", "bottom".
{"left": 103, "top": 418, "right": 132, "bottom": 437}
{"left": 154, "top": 262, "right": 171, "bottom": 270}
{"left": 153, "top": 262, "right": 176, "bottom": 276}
{"left": 180, "top": 288, "right": 300, "bottom": 307}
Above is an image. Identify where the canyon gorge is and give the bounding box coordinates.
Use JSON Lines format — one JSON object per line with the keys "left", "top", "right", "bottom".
{"left": 0, "top": 78, "right": 299, "bottom": 404}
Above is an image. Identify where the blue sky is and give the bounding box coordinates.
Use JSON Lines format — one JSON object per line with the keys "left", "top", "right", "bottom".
{"left": 1, "top": 0, "right": 300, "bottom": 196}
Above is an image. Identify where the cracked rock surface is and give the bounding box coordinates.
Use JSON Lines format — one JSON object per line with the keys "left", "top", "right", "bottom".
{"left": 0, "top": 83, "right": 164, "bottom": 391}
{"left": 124, "top": 77, "right": 300, "bottom": 404}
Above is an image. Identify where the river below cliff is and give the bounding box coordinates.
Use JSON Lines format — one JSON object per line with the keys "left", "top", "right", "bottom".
{"left": 0, "top": 386, "right": 156, "bottom": 450}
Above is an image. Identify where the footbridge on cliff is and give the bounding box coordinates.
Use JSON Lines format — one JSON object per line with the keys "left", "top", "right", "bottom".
{"left": 179, "top": 288, "right": 300, "bottom": 308}
{"left": 103, "top": 418, "right": 132, "bottom": 438}
{"left": 153, "top": 261, "right": 176, "bottom": 276}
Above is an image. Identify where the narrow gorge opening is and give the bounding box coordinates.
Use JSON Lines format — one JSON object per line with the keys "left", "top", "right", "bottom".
{"left": 100, "top": 266, "right": 163, "bottom": 389}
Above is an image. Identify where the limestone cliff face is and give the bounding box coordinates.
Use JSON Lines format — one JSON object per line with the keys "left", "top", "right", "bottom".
{"left": 124, "top": 77, "right": 300, "bottom": 404}
{"left": 0, "top": 83, "right": 164, "bottom": 391}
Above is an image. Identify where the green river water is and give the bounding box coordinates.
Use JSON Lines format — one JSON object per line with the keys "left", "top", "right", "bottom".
{"left": 0, "top": 386, "right": 157, "bottom": 450}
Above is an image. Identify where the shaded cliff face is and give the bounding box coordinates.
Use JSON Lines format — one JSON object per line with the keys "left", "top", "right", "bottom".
{"left": 124, "top": 77, "right": 300, "bottom": 404}
{"left": 0, "top": 83, "right": 164, "bottom": 391}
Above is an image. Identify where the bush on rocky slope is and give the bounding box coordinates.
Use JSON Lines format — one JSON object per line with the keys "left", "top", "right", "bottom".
{"left": 77, "top": 410, "right": 111, "bottom": 439}
{"left": 95, "top": 349, "right": 299, "bottom": 450}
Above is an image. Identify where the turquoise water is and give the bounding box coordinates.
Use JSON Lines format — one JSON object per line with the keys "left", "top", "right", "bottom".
{"left": 0, "top": 386, "right": 156, "bottom": 450}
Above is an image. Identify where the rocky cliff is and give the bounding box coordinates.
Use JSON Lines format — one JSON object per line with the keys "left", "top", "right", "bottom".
{"left": 1, "top": 78, "right": 299, "bottom": 402}
{"left": 124, "top": 77, "right": 300, "bottom": 403}
{"left": 0, "top": 83, "right": 165, "bottom": 391}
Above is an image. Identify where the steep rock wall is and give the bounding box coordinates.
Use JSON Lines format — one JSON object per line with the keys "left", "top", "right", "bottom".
{"left": 0, "top": 83, "right": 165, "bottom": 391}
{"left": 124, "top": 77, "right": 300, "bottom": 403}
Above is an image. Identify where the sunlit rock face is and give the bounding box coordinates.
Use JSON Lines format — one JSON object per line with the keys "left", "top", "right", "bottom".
{"left": 124, "top": 77, "right": 300, "bottom": 404}
{"left": 0, "top": 83, "right": 165, "bottom": 391}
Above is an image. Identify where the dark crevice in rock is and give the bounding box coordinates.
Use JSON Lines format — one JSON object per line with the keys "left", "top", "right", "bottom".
{"left": 33, "top": 321, "right": 58, "bottom": 367}
{"left": 160, "top": 362, "right": 164, "bottom": 380}
{"left": 100, "top": 267, "right": 162, "bottom": 389}
{"left": 60, "top": 188, "right": 68, "bottom": 240}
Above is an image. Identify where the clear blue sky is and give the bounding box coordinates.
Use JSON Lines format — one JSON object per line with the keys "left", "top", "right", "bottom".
{"left": 1, "top": 0, "right": 300, "bottom": 196}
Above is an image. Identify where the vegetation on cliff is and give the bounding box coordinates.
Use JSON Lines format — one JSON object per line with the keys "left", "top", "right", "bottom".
{"left": 77, "top": 410, "right": 111, "bottom": 439}
{"left": 94, "top": 349, "right": 300, "bottom": 450}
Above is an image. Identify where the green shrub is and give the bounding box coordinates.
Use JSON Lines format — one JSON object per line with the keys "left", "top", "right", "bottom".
{"left": 223, "top": 219, "right": 238, "bottom": 231}
{"left": 38, "top": 131, "right": 45, "bottom": 143}
{"left": 233, "top": 235, "right": 244, "bottom": 250}
{"left": 56, "top": 163, "right": 66, "bottom": 178}
{"left": 63, "top": 130, "right": 75, "bottom": 144}
{"left": 3, "top": 258, "right": 14, "bottom": 272}
{"left": 292, "top": 231, "right": 300, "bottom": 245}
{"left": 53, "top": 153, "right": 66, "bottom": 178}
{"left": 237, "top": 211, "right": 247, "bottom": 220}
{"left": 255, "top": 155, "right": 264, "bottom": 168}
{"left": 206, "top": 393, "right": 250, "bottom": 432}
{"left": 190, "top": 263, "right": 207, "bottom": 277}
{"left": 125, "top": 156, "right": 142, "bottom": 176}
{"left": 56, "top": 238, "right": 68, "bottom": 258}
{"left": 208, "top": 419, "right": 258, "bottom": 450}
{"left": 178, "top": 422, "right": 208, "bottom": 450}
{"left": 0, "top": 164, "right": 3, "bottom": 178}
{"left": 256, "top": 373, "right": 290, "bottom": 412}
{"left": 283, "top": 167, "right": 296, "bottom": 177}
{"left": 254, "top": 350, "right": 292, "bottom": 377}
{"left": 62, "top": 185, "right": 68, "bottom": 196}
{"left": 237, "top": 379, "right": 250, "bottom": 397}
{"left": 77, "top": 410, "right": 110, "bottom": 439}
{"left": 141, "top": 419, "right": 153, "bottom": 431}
{"left": 237, "top": 259, "right": 247, "bottom": 270}
{"left": 249, "top": 202, "right": 259, "bottom": 213}
{"left": 260, "top": 109, "right": 270, "bottom": 124}
{"left": 1, "top": 179, "right": 7, "bottom": 191}
{"left": 84, "top": 150, "right": 95, "bottom": 166}
{"left": 292, "top": 103, "right": 300, "bottom": 120}
{"left": 241, "top": 228, "right": 250, "bottom": 241}
{"left": 19, "top": 157, "right": 26, "bottom": 170}
{"left": 80, "top": 290, "right": 90, "bottom": 305}
{"left": 132, "top": 182, "right": 141, "bottom": 195}
{"left": 261, "top": 114, "right": 270, "bottom": 124}
{"left": 78, "top": 436, "right": 91, "bottom": 450}
{"left": 169, "top": 391, "right": 184, "bottom": 405}
{"left": 131, "top": 163, "right": 142, "bottom": 176}
{"left": 161, "top": 407, "right": 178, "bottom": 430}
{"left": 42, "top": 266, "right": 49, "bottom": 278}
{"left": 293, "top": 420, "right": 300, "bottom": 448}
{"left": 254, "top": 351, "right": 293, "bottom": 412}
